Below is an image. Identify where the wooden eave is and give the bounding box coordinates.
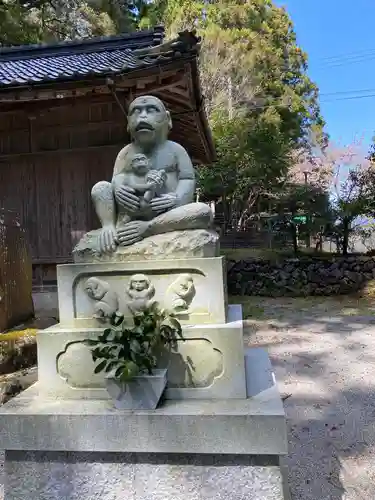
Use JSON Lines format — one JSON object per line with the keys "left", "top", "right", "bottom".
{"left": 0, "top": 55, "right": 215, "bottom": 164}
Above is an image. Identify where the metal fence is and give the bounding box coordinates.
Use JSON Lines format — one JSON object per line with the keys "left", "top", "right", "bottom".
{"left": 0, "top": 210, "right": 34, "bottom": 331}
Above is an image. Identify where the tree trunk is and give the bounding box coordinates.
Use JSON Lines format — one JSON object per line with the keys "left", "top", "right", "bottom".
{"left": 342, "top": 217, "right": 350, "bottom": 255}
{"left": 291, "top": 223, "right": 298, "bottom": 255}
{"left": 305, "top": 215, "right": 311, "bottom": 249}
{"left": 222, "top": 193, "right": 229, "bottom": 233}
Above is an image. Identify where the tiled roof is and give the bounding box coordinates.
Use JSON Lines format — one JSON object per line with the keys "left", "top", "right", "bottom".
{"left": 0, "top": 27, "right": 165, "bottom": 88}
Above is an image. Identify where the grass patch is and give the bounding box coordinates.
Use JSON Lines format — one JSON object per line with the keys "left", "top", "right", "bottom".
{"left": 0, "top": 329, "right": 37, "bottom": 342}
{"left": 0, "top": 328, "right": 37, "bottom": 376}
{"left": 228, "top": 296, "right": 265, "bottom": 319}
{"left": 229, "top": 294, "right": 375, "bottom": 320}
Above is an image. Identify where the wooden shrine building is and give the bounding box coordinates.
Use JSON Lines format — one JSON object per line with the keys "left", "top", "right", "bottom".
{"left": 0, "top": 27, "right": 215, "bottom": 287}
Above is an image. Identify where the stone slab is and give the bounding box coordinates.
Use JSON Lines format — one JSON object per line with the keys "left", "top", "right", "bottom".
{"left": 245, "top": 347, "right": 276, "bottom": 397}
{"left": 4, "top": 451, "right": 284, "bottom": 500}
{"left": 57, "top": 257, "right": 227, "bottom": 326}
{"left": 0, "top": 384, "right": 287, "bottom": 455}
{"left": 73, "top": 228, "right": 220, "bottom": 263}
{"left": 37, "top": 304, "right": 246, "bottom": 400}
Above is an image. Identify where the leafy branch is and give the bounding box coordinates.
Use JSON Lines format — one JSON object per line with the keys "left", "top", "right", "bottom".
{"left": 85, "top": 304, "right": 184, "bottom": 383}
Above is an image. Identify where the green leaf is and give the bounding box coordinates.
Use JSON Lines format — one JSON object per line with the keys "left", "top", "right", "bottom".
{"left": 126, "top": 361, "right": 139, "bottom": 377}
{"left": 168, "top": 316, "right": 182, "bottom": 332}
{"left": 142, "top": 341, "right": 150, "bottom": 351}
{"left": 111, "top": 314, "right": 124, "bottom": 327}
{"left": 120, "top": 370, "right": 131, "bottom": 382}
{"left": 86, "top": 300, "right": 184, "bottom": 381}
{"left": 130, "top": 340, "right": 141, "bottom": 353}
{"left": 160, "top": 325, "right": 173, "bottom": 338}
{"left": 94, "top": 360, "right": 107, "bottom": 374}
{"left": 105, "top": 361, "right": 118, "bottom": 373}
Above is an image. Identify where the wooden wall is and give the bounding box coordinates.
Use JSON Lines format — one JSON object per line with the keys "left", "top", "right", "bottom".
{"left": 0, "top": 96, "right": 127, "bottom": 265}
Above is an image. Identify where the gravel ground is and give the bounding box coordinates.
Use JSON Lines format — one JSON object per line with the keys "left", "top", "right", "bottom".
{"left": 244, "top": 298, "right": 375, "bottom": 500}
{"left": 1, "top": 299, "right": 375, "bottom": 499}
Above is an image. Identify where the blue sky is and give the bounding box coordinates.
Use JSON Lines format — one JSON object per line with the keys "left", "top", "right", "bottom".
{"left": 277, "top": 0, "right": 375, "bottom": 151}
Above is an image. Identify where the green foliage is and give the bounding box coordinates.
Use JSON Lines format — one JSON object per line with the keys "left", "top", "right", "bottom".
{"left": 367, "top": 139, "right": 375, "bottom": 164}
{"left": 0, "top": 0, "right": 148, "bottom": 45}
{"left": 198, "top": 111, "right": 292, "bottom": 228}
{"left": 149, "top": 0, "right": 325, "bottom": 147}
{"left": 84, "top": 305, "right": 183, "bottom": 382}
{"left": 273, "top": 183, "right": 330, "bottom": 216}
{"left": 146, "top": 1, "right": 326, "bottom": 227}
{"left": 0, "top": 1, "right": 40, "bottom": 45}
{"left": 329, "top": 167, "right": 374, "bottom": 255}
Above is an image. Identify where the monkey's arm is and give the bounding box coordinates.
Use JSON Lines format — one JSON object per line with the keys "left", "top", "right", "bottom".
{"left": 174, "top": 144, "right": 196, "bottom": 206}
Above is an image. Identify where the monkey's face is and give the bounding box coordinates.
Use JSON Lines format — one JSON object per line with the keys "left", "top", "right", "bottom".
{"left": 178, "top": 276, "right": 193, "bottom": 292}
{"left": 127, "top": 96, "right": 171, "bottom": 146}
{"left": 131, "top": 279, "right": 148, "bottom": 292}
{"left": 85, "top": 280, "right": 105, "bottom": 300}
{"left": 132, "top": 155, "right": 149, "bottom": 176}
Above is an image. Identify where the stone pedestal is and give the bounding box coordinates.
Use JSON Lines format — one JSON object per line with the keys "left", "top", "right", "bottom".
{"left": 0, "top": 246, "right": 289, "bottom": 499}
{"left": 0, "top": 352, "right": 288, "bottom": 500}
{"left": 57, "top": 257, "right": 228, "bottom": 326}
{"left": 38, "top": 305, "right": 246, "bottom": 400}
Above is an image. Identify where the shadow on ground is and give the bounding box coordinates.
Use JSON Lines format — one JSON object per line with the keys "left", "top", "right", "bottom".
{"left": 280, "top": 386, "right": 375, "bottom": 500}
{"left": 242, "top": 298, "right": 375, "bottom": 500}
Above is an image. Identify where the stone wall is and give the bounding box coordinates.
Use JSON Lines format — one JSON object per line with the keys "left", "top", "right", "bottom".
{"left": 227, "top": 255, "right": 375, "bottom": 297}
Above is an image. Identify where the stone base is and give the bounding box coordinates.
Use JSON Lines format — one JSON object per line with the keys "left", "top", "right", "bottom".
{"left": 0, "top": 351, "right": 288, "bottom": 499}
{"left": 73, "top": 228, "right": 220, "bottom": 263}
{"left": 4, "top": 451, "right": 285, "bottom": 500}
{"left": 0, "top": 384, "right": 286, "bottom": 454}
{"left": 37, "top": 305, "right": 246, "bottom": 400}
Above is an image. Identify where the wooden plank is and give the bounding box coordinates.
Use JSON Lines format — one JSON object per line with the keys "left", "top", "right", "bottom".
{"left": 60, "top": 152, "right": 93, "bottom": 255}
{"left": 0, "top": 143, "right": 123, "bottom": 160}
{"left": 0, "top": 92, "right": 117, "bottom": 116}
{"left": 0, "top": 159, "right": 38, "bottom": 259}
{"left": 86, "top": 149, "right": 117, "bottom": 231}
{"left": 34, "top": 157, "right": 63, "bottom": 259}
{"left": 60, "top": 148, "right": 118, "bottom": 258}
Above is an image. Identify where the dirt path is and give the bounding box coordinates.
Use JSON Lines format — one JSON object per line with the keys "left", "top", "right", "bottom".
{"left": 243, "top": 297, "right": 375, "bottom": 500}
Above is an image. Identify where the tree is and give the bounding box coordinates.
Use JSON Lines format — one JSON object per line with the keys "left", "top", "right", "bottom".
{"left": 0, "top": 1, "right": 40, "bottom": 45}
{"left": 0, "top": 0, "right": 147, "bottom": 45}
{"left": 367, "top": 137, "right": 375, "bottom": 164}
{"left": 143, "top": 0, "right": 326, "bottom": 147}
{"left": 143, "top": 1, "right": 326, "bottom": 231}
{"left": 197, "top": 110, "right": 293, "bottom": 230}
{"left": 272, "top": 146, "right": 333, "bottom": 248}
{"left": 326, "top": 141, "right": 374, "bottom": 255}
